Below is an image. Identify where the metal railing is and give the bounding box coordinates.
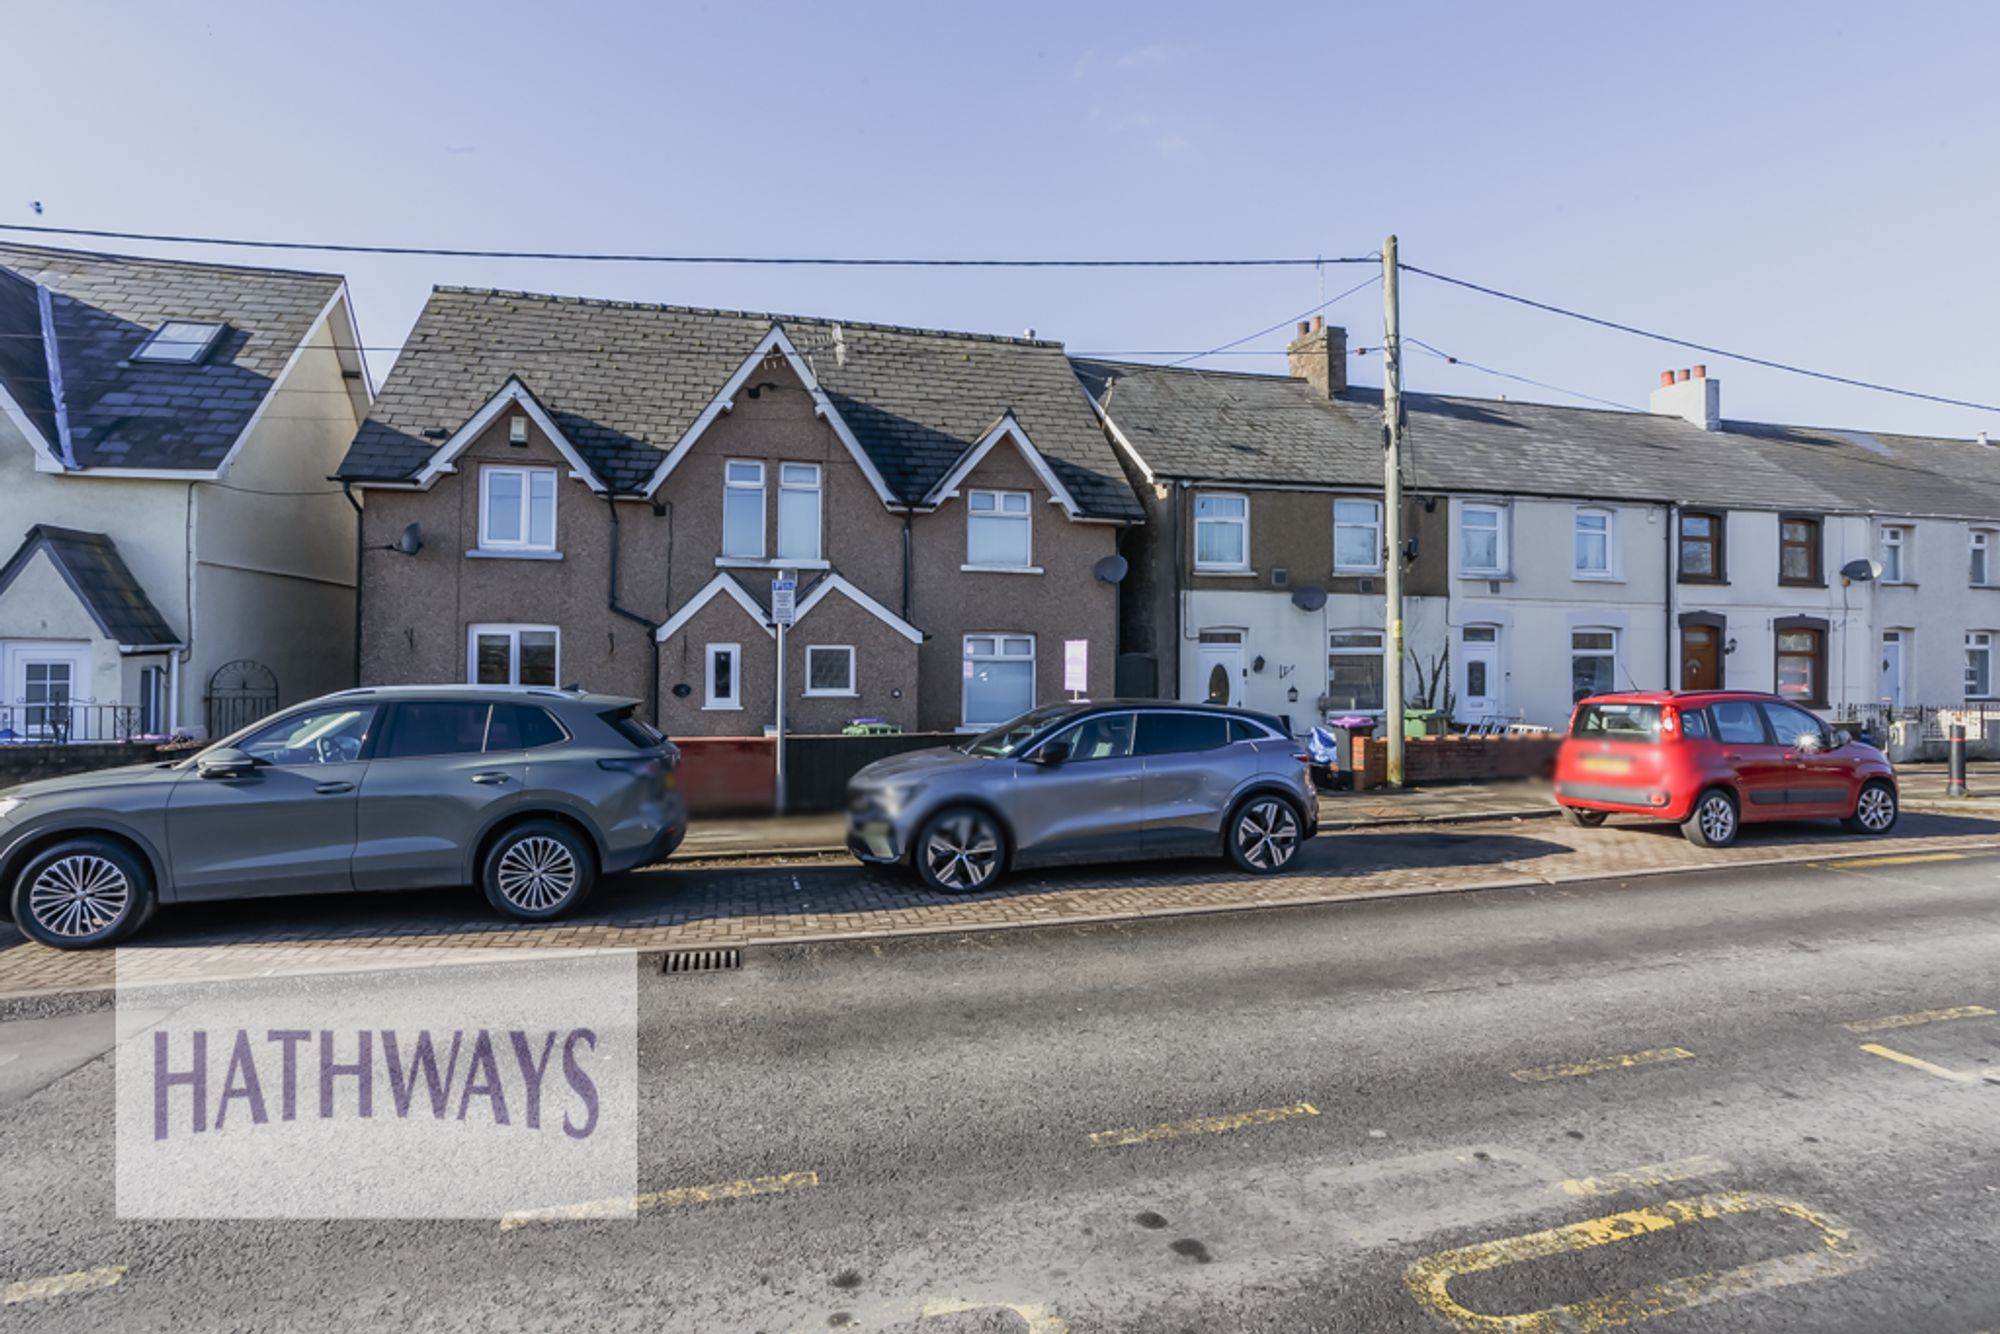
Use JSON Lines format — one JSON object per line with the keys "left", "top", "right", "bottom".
{"left": 0, "top": 702, "right": 147, "bottom": 744}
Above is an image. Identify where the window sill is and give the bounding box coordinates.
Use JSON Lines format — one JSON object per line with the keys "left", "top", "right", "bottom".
{"left": 803, "top": 689, "right": 858, "bottom": 698}
{"left": 1194, "top": 568, "right": 1259, "bottom": 578}
{"left": 1778, "top": 580, "right": 1827, "bottom": 590}
{"left": 1572, "top": 573, "right": 1623, "bottom": 583}
{"left": 1678, "top": 576, "right": 1729, "bottom": 586}
{"left": 1879, "top": 580, "right": 1915, "bottom": 588}
{"left": 1332, "top": 567, "right": 1384, "bottom": 577}
{"left": 960, "top": 564, "right": 1044, "bottom": 575}
{"left": 1458, "top": 571, "right": 1512, "bottom": 582}
{"left": 716, "top": 556, "right": 830, "bottom": 570}
{"left": 701, "top": 703, "right": 743, "bottom": 712}
{"left": 467, "top": 548, "right": 563, "bottom": 561}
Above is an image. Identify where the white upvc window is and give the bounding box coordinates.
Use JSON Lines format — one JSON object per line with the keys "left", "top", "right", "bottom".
{"left": 1570, "top": 628, "right": 1618, "bottom": 699}
{"left": 1460, "top": 503, "right": 1507, "bottom": 576}
{"left": 722, "top": 461, "right": 766, "bottom": 560}
{"left": 1573, "top": 507, "right": 1613, "bottom": 577}
{"left": 1880, "top": 526, "right": 1907, "bottom": 583}
{"left": 705, "top": 643, "right": 742, "bottom": 710}
{"left": 777, "top": 463, "right": 822, "bottom": 562}
{"left": 1194, "top": 492, "right": 1249, "bottom": 571}
{"left": 1325, "top": 629, "right": 1386, "bottom": 712}
{"left": 963, "top": 634, "right": 1035, "bottom": 727}
{"left": 1333, "top": 498, "right": 1383, "bottom": 573}
{"left": 1968, "top": 633, "right": 1994, "bottom": 700}
{"left": 804, "top": 644, "right": 856, "bottom": 697}
{"left": 966, "top": 489, "right": 1033, "bottom": 568}
{"left": 468, "top": 624, "right": 560, "bottom": 686}
{"left": 479, "top": 466, "right": 557, "bottom": 551}
{"left": 1972, "top": 530, "right": 1992, "bottom": 587}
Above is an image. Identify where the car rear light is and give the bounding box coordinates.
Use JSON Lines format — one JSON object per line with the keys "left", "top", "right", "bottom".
{"left": 1294, "top": 752, "right": 1314, "bottom": 766}
{"left": 598, "top": 755, "right": 664, "bottom": 780}
{"left": 1648, "top": 790, "right": 1669, "bottom": 806}
{"left": 1660, "top": 704, "right": 1680, "bottom": 736}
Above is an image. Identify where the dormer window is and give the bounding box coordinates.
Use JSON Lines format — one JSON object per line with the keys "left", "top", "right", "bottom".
{"left": 133, "top": 320, "right": 225, "bottom": 364}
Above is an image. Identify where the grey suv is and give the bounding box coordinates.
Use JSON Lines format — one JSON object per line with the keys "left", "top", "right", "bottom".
{"left": 0, "top": 686, "right": 686, "bottom": 949}
{"left": 847, "top": 701, "right": 1318, "bottom": 893}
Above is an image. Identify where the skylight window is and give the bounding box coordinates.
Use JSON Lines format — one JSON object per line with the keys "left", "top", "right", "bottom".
{"left": 133, "top": 320, "right": 225, "bottom": 364}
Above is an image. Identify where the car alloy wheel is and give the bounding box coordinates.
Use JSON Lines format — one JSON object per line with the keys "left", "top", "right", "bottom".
{"left": 1233, "top": 796, "right": 1301, "bottom": 872}
{"left": 495, "top": 835, "right": 578, "bottom": 912}
{"left": 921, "top": 811, "right": 1002, "bottom": 892}
{"left": 1693, "top": 792, "right": 1736, "bottom": 846}
{"left": 1854, "top": 784, "right": 1897, "bottom": 833}
{"left": 28, "top": 852, "right": 131, "bottom": 939}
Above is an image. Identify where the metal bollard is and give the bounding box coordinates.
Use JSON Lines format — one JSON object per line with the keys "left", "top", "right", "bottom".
{"left": 1947, "top": 724, "right": 1969, "bottom": 798}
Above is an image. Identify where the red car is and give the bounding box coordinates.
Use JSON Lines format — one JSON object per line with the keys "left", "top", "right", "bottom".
{"left": 1554, "top": 691, "right": 1898, "bottom": 848}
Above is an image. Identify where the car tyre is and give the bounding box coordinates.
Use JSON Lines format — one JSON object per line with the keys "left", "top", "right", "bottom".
{"left": 1682, "top": 788, "right": 1739, "bottom": 849}
{"left": 9, "top": 837, "right": 157, "bottom": 950}
{"left": 1561, "top": 807, "right": 1608, "bottom": 828}
{"left": 913, "top": 806, "right": 1007, "bottom": 895}
{"left": 481, "top": 820, "right": 597, "bottom": 921}
{"left": 1226, "top": 793, "right": 1304, "bottom": 874}
{"left": 1843, "top": 780, "right": 1899, "bottom": 836}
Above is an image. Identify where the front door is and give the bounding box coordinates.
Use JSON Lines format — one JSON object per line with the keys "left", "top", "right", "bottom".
{"left": 165, "top": 703, "right": 378, "bottom": 899}
{"left": 1681, "top": 624, "right": 1720, "bottom": 691}
{"left": 1196, "top": 632, "right": 1243, "bottom": 707}
{"left": 1880, "top": 632, "right": 1906, "bottom": 710}
{"left": 1706, "top": 697, "right": 1789, "bottom": 818}
{"left": 1458, "top": 626, "right": 1500, "bottom": 723}
{"left": 352, "top": 701, "right": 527, "bottom": 891}
{"left": 1010, "top": 711, "right": 1144, "bottom": 865}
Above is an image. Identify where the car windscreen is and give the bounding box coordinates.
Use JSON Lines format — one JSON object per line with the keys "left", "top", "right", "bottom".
{"left": 1570, "top": 702, "right": 1663, "bottom": 742}
{"left": 600, "top": 705, "right": 663, "bottom": 749}
{"left": 959, "top": 705, "right": 1080, "bottom": 757}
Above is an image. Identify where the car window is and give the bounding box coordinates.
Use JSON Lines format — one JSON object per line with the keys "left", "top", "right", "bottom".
{"left": 598, "top": 706, "right": 660, "bottom": 749}
{"left": 1759, "top": 702, "right": 1827, "bottom": 750}
{"left": 1133, "top": 712, "right": 1230, "bottom": 756}
{"left": 960, "top": 705, "right": 1078, "bottom": 758}
{"left": 489, "top": 704, "right": 568, "bottom": 750}
{"left": 1680, "top": 709, "right": 1711, "bottom": 740}
{"left": 237, "top": 705, "right": 376, "bottom": 767}
{"left": 1709, "top": 700, "right": 1770, "bottom": 746}
{"left": 381, "top": 702, "right": 490, "bottom": 758}
{"left": 1571, "top": 702, "right": 1661, "bottom": 741}
{"left": 1230, "top": 718, "right": 1275, "bottom": 743}
{"left": 1053, "top": 712, "right": 1135, "bottom": 762}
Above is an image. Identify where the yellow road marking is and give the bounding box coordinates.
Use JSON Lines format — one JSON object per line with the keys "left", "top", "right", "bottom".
{"left": 1858, "top": 1043, "right": 1980, "bottom": 1085}
{"left": 1556, "top": 1155, "right": 1732, "bottom": 1198}
{"left": 499, "top": 1170, "right": 818, "bottom": 1231}
{"left": 1511, "top": 1047, "right": 1694, "bottom": 1084}
{"left": 1, "top": 1265, "right": 127, "bottom": 1305}
{"left": 1404, "top": 1191, "right": 1863, "bottom": 1332}
{"left": 1087, "top": 1100, "right": 1319, "bottom": 1148}
{"left": 1814, "top": 851, "right": 1968, "bottom": 869}
{"left": 921, "top": 1298, "right": 1070, "bottom": 1332}
{"left": 1843, "top": 1004, "right": 1995, "bottom": 1034}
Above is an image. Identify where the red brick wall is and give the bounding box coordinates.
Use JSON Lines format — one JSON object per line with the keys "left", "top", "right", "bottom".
{"left": 672, "top": 736, "right": 775, "bottom": 816}
{"left": 1351, "top": 735, "right": 1560, "bottom": 789}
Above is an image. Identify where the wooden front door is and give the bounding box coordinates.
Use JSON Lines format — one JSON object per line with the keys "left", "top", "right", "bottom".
{"left": 1681, "top": 624, "right": 1720, "bottom": 691}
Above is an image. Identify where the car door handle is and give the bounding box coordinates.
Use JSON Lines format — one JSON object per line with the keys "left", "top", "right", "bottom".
{"left": 1722, "top": 751, "right": 1742, "bottom": 760}
{"left": 471, "top": 772, "right": 513, "bottom": 786}
{"left": 314, "top": 781, "right": 355, "bottom": 795}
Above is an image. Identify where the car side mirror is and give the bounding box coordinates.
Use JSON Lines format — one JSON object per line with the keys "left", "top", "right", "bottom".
{"left": 1794, "top": 731, "right": 1824, "bottom": 753}
{"left": 1832, "top": 728, "right": 1853, "bottom": 749}
{"left": 198, "top": 747, "right": 257, "bottom": 779}
{"left": 1031, "top": 740, "right": 1072, "bottom": 767}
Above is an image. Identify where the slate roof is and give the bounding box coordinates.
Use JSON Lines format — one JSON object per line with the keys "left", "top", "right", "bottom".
{"left": 0, "top": 526, "right": 180, "bottom": 647}
{"left": 1074, "top": 359, "right": 2000, "bottom": 519}
{"left": 0, "top": 243, "right": 344, "bottom": 471}
{"left": 339, "top": 287, "right": 1144, "bottom": 520}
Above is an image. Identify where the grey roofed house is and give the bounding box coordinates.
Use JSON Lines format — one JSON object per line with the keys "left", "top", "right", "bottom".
{"left": 0, "top": 241, "right": 352, "bottom": 473}
{"left": 0, "top": 525, "right": 179, "bottom": 648}
{"left": 1073, "top": 358, "right": 2000, "bottom": 520}
{"left": 337, "top": 286, "right": 1145, "bottom": 520}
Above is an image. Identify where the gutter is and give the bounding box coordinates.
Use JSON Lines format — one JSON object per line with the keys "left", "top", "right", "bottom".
{"left": 1664, "top": 500, "right": 1675, "bottom": 689}
{"left": 605, "top": 494, "right": 662, "bottom": 722}
{"left": 341, "top": 481, "right": 363, "bottom": 687}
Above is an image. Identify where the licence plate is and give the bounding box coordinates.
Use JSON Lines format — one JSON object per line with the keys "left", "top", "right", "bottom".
{"left": 1580, "top": 756, "right": 1632, "bottom": 775}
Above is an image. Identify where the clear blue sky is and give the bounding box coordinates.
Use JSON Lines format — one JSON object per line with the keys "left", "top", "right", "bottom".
{"left": 6, "top": 0, "right": 1995, "bottom": 438}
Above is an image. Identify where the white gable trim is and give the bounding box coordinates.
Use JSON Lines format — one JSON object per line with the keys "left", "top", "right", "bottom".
{"left": 1083, "top": 389, "right": 1157, "bottom": 487}
{"left": 793, "top": 573, "right": 923, "bottom": 644}
{"left": 412, "top": 377, "right": 608, "bottom": 492}
{"left": 2, "top": 283, "right": 69, "bottom": 470}
{"left": 921, "top": 414, "right": 1083, "bottom": 518}
{"left": 654, "top": 572, "right": 776, "bottom": 642}
{"left": 638, "top": 325, "right": 895, "bottom": 506}
{"left": 212, "top": 285, "right": 373, "bottom": 482}
{"left": 0, "top": 384, "right": 60, "bottom": 470}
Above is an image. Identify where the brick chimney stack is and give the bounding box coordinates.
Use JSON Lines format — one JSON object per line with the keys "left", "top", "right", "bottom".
{"left": 1287, "top": 314, "right": 1348, "bottom": 398}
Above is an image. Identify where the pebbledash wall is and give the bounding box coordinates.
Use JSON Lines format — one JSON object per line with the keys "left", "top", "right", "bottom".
{"left": 358, "top": 356, "right": 1121, "bottom": 735}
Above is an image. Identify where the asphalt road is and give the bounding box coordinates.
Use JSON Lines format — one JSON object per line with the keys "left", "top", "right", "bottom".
{"left": 3, "top": 850, "right": 2000, "bottom": 1331}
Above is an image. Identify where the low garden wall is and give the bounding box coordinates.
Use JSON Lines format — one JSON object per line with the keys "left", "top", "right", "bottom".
{"left": 672, "top": 733, "right": 958, "bottom": 816}
{"left": 0, "top": 741, "right": 173, "bottom": 792}
{"left": 1349, "top": 733, "right": 1561, "bottom": 790}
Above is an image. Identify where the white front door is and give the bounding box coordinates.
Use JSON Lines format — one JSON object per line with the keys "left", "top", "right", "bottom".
{"left": 1458, "top": 625, "right": 1501, "bottom": 723}
{"left": 1880, "top": 632, "right": 1906, "bottom": 709}
{"left": 1195, "top": 631, "right": 1244, "bottom": 708}
{"left": 2, "top": 641, "right": 89, "bottom": 740}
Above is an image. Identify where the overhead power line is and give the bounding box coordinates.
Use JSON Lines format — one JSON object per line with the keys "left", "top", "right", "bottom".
{"left": 1404, "top": 264, "right": 2000, "bottom": 415}
{"left": 1405, "top": 336, "right": 1638, "bottom": 413}
{"left": 0, "top": 223, "right": 1376, "bottom": 269}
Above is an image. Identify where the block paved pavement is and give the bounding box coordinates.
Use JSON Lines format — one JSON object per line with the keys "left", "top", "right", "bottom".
{"left": 3, "top": 808, "right": 1998, "bottom": 1001}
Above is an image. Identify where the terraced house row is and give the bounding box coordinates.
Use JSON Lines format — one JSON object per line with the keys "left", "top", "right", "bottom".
{"left": 1, "top": 243, "right": 1995, "bottom": 745}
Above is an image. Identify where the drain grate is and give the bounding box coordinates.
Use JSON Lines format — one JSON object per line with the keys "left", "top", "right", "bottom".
{"left": 662, "top": 948, "right": 741, "bottom": 975}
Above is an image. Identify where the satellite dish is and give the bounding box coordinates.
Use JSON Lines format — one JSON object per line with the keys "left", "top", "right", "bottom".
{"left": 395, "top": 522, "right": 424, "bottom": 557}
{"left": 1839, "top": 557, "right": 1881, "bottom": 583}
{"left": 1290, "top": 585, "right": 1328, "bottom": 612}
{"left": 1093, "top": 554, "right": 1129, "bottom": 584}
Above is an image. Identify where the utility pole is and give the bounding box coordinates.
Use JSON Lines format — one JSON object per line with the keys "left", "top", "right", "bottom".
{"left": 1382, "top": 235, "right": 1407, "bottom": 787}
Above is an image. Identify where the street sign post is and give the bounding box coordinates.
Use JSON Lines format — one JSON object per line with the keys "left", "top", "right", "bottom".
{"left": 772, "top": 578, "right": 796, "bottom": 813}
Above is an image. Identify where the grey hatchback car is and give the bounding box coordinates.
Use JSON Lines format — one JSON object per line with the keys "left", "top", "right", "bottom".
{"left": 0, "top": 685, "right": 686, "bottom": 949}
{"left": 847, "top": 701, "right": 1319, "bottom": 893}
